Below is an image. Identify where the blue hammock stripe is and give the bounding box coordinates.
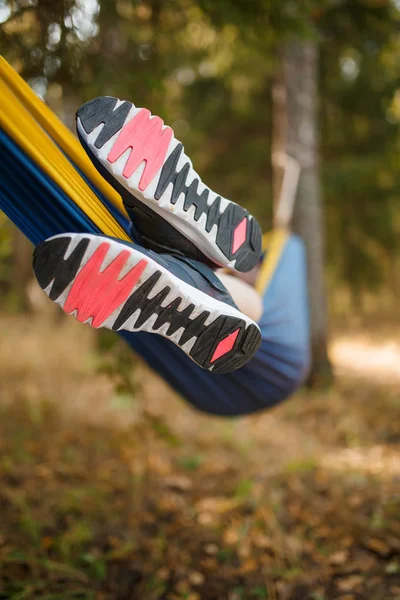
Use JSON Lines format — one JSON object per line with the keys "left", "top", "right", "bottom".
{"left": 0, "top": 128, "right": 310, "bottom": 416}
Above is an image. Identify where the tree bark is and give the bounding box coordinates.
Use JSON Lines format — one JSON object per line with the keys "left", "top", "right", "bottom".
{"left": 271, "top": 68, "right": 287, "bottom": 219}
{"left": 272, "top": 41, "right": 333, "bottom": 385}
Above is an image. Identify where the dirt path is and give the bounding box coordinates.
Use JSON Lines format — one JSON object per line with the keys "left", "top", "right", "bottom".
{"left": 332, "top": 332, "right": 400, "bottom": 384}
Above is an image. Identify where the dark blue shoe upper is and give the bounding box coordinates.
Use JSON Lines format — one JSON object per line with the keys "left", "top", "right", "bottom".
{"left": 109, "top": 234, "right": 238, "bottom": 310}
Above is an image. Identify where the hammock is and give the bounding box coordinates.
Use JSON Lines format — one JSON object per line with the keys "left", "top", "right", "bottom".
{"left": 0, "top": 57, "right": 310, "bottom": 416}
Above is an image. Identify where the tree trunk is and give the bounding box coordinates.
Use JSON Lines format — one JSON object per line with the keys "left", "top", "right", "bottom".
{"left": 271, "top": 68, "right": 287, "bottom": 218}
{"left": 272, "top": 41, "right": 333, "bottom": 386}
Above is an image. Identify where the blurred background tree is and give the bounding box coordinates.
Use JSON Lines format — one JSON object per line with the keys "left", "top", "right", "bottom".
{"left": 1, "top": 0, "right": 400, "bottom": 380}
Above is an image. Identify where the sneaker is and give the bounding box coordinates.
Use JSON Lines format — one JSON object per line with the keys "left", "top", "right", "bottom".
{"left": 76, "top": 97, "right": 262, "bottom": 273}
{"left": 32, "top": 233, "right": 261, "bottom": 373}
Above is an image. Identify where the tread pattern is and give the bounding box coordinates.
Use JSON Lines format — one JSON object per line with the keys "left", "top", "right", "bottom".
{"left": 154, "top": 144, "right": 261, "bottom": 271}
{"left": 33, "top": 236, "right": 261, "bottom": 373}
{"left": 78, "top": 97, "right": 132, "bottom": 149}
{"left": 32, "top": 238, "right": 89, "bottom": 301}
{"left": 75, "top": 130, "right": 213, "bottom": 266}
{"left": 76, "top": 97, "right": 263, "bottom": 273}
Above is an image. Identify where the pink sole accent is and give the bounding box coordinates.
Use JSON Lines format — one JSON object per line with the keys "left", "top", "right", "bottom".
{"left": 64, "top": 243, "right": 147, "bottom": 328}
{"left": 231, "top": 217, "right": 248, "bottom": 254}
{"left": 107, "top": 108, "right": 173, "bottom": 191}
{"left": 210, "top": 328, "right": 240, "bottom": 363}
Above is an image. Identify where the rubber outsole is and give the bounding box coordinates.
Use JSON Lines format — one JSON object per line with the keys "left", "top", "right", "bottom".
{"left": 76, "top": 97, "right": 263, "bottom": 273}
{"left": 32, "top": 234, "right": 262, "bottom": 373}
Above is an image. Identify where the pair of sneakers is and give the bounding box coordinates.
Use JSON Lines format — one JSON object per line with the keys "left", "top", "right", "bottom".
{"left": 33, "top": 97, "right": 263, "bottom": 373}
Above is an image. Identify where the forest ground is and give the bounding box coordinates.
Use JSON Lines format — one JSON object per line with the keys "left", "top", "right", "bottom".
{"left": 0, "top": 310, "right": 399, "bottom": 600}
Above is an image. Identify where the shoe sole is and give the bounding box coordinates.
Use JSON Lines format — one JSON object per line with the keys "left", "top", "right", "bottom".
{"left": 33, "top": 234, "right": 262, "bottom": 373}
{"left": 76, "top": 97, "right": 263, "bottom": 273}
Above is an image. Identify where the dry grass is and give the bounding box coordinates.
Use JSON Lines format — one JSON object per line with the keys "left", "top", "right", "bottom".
{"left": 0, "top": 311, "right": 399, "bottom": 599}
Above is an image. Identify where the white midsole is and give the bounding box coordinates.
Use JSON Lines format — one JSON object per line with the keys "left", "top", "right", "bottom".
{"left": 45, "top": 234, "right": 259, "bottom": 357}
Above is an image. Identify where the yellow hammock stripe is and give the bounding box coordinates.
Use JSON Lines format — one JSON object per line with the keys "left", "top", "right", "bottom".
{"left": 0, "top": 85, "right": 129, "bottom": 240}
{"left": 0, "top": 56, "right": 127, "bottom": 219}
{"left": 255, "top": 229, "right": 290, "bottom": 295}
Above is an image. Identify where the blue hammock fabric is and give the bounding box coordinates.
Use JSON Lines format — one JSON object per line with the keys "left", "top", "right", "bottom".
{"left": 120, "top": 236, "right": 310, "bottom": 415}
{"left": 0, "top": 129, "right": 310, "bottom": 416}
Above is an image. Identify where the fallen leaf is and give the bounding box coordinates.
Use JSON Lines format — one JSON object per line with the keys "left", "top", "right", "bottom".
{"left": 348, "top": 494, "right": 363, "bottom": 507}
{"left": 197, "top": 511, "right": 214, "bottom": 525}
{"left": 329, "top": 550, "right": 349, "bottom": 565}
{"left": 204, "top": 544, "right": 219, "bottom": 555}
{"left": 41, "top": 536, "right": 54, "bottom": 549}
{"left": 390, "top": 585, "right": 400, "bottom": 594}
{"left": 164, "top": 475, "right": 192, "bottom": 491}
{"left": 223, "top": 528, "right": 239, "bottom": 545}
{"left": 157, "top": 567, "right": 170, "bottom": 580}
{"left": 200, "top": 558, "right": 218, "bottom": 570}
{"left": 175, "top": 580, "right": 190, "bottom": 594}
{"left": 253, "top": 534, "right": 273, "bottom": 550}
{"left": 188, "top": 570, "right": 205, "bottom": 586}
{"left": 316, "top": 526, "right": 331, "bottom": 538}
{"left": 350, "top": 554, "right": 376, "bottom": 573}
{"left": 337, "top": 575, "right": 363, "bottom": 592}
{"left": 387, "top": 535, "right": 400, "bottom": 551}
{"left": 364, "top": 538, "right": 391, "bottom": 557}
{"left": 195, "top": 496, "right": 239, "bottom": 514}
{"left": 366, "top": 576, "right": 383, "bottom": 589}
{"left": 238, "top": 542, "right": 251, "bottom": 559}
{"left": 239, "top": 557, "right": 258, "bottom": 573}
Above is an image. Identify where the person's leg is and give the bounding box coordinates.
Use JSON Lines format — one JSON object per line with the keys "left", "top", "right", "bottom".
{"left": 32, "top": 233, "right": 262, "bottom": 373}
{"left": 216, "top": 270, "right": 263, "bottom": 322}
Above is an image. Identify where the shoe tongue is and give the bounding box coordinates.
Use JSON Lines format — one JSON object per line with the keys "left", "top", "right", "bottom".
{"left": 162, "top": 254, "right": 238, "bottom": 310}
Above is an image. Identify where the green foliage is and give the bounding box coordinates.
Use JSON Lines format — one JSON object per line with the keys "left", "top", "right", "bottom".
{"left": 197, "top": 0, "right": 324, "bottom": 41}
{"left": 319, "top": 0, "right": 400, "bottom": 299}
{"left": 1, "top": 0, "right": 400, "bottom": 305}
